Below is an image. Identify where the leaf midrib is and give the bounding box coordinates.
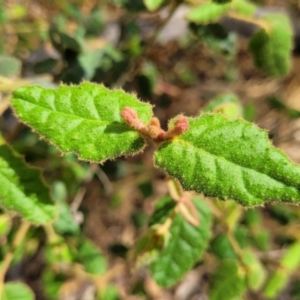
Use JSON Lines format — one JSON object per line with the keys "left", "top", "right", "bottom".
{"left": 13, "top": 97, "right": 123, "bottom": 126}
{"left": 175, "top": 137, "right": 297, "bottom": 189}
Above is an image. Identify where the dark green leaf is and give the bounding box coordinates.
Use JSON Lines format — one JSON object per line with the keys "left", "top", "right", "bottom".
{"left": 151, "top": 198, "right": 212, "bottom": 287}
{"left": 209, "top": 260, "right": 247, "bottom": 300}
{"left": 210, "top": 233, "right": 237, "bottom": 259}
{"left": 148, "top": 196, "right": 176, "bottom": 226}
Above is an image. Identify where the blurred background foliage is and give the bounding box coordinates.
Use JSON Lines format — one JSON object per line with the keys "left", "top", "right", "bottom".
{"left": 2, "top": 0, "right": 300, "bottom": 299}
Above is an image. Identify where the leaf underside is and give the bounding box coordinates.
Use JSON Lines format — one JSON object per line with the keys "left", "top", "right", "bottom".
{"left": 155, "top": 114, "right": 300, "bottom": 206}
{"left": 11, "top": 82, "right": 153, "bottom": 163}
{"left": 0, "top": 144, "right": 57, "bottom": 224}
{"left": 151, "top": 198, "right": 212, "bottom": 287}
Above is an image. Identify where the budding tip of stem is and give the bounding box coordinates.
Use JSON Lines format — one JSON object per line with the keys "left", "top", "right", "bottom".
{"left": 174, "top": 117, "right": 189, "bottom": 134}
{"left": 121, "top": 107, "right": 138, "bottom": 125}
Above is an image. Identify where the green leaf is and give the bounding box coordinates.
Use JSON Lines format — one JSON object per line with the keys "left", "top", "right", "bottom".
{"left": 209, "top": 260, "right": 247, "bottom": 300}
{"left": 203, "top": 93, "right": 243, "bottom": 120}
{"left": 11, "top": 82, "right": 153, "bottom": 163}
{"left": 0, "top": 55, "right": 21, "bottom": 77}
{"left": 231, "top": 0, "right": 256, "bottom": 16}
{"left": 155, "top": 113, "right": 300, "bottom": 206}
{"left": 210, "top": 233, "right": 237, "bottom": 259}
{"left": 84, "top": 9, "right": 104, "bottom": 36}
{"left": 1, "top": 282, "right": 34, "bottom": 300}
{"left": 49, "top": 26, "right": 83, "bottom": 52}
{"left": 242, "top": 250, "right": 266, "bottom": 290}
{"left": 151, "top": 198, "right": 212, "bottom": 287}
{"left": 0, "top": 214, "right": 12, "bottom": 237}
{"left": 100, "top": 285, "right": 120, "bottom": 300}
{"left": 187, "top": 2, "right": 230, "bottom": 24}
{"left": 0, "top": 134, "right": 4, "bottom": 145}
{"left": 77, "top": 239, "right": 107, "bottom": 275}
{"left": 213, "top": 0, "right": 231, "bottom": 3}
{"left": 148, "top": 196, "right": 176, "bottom": 226}
{"left": 53, "top": 200, "right": 79, "bottom": 235}
{"left": 78, "top": 45, "right": 123, "bottom": 80}
{"left": 281, "top": 241, "right": 300, "bottom": 270}
{"left": 254, "top": 230, "right": 270, "bottom": 251}
{"left": 264, "top": 241, "right": 300, "bottom": 298}
{"left": 33, "top": 58, "right": 58, "bottom": 74}
{"left": 45, "top": 238, "right": 73, "bottom": 264}
{"left": 248, "top": 14, "right": 293, "bottom": 77}
{"left": 144, "top": 0, "right": 165, "bottom": 11}
{"left": 43, "top": 269, "right": 65, "bottom": 300}
{"left": 52, "top": 181, "right": 80, "bottom": 235}
{"left": 0, "top": 144, "right": 57, "bottom": 224}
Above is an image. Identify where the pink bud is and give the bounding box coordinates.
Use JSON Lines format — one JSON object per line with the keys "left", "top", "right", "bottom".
{"left": 121, "top": 107, "right": 138, "bottom": 126}
{"left": 174, "top": 117, "right": 189, "bottom": 134}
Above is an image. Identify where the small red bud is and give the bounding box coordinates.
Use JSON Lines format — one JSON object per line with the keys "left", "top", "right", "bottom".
{"left": 174, "top": 117, "right": 189, "bottom": 134}
{"left": 149, "top": 117, "right": 161, "bottom": 127}
{"left": 121, "top": 107, "right": 138, "bottom": 126}
{"left": 164, "top": 116, "right": 189, "bottom": 139}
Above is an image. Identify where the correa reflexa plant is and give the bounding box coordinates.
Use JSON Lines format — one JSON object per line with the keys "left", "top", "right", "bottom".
{"left": 10, "top": 82, "right": 300, "bottom": 214}
{"left": 5, "top": 81, "right": 300, "bottom": 291}
{"left": 0, "top": 77, "right": 298, "bottom": 299}
{"left": 2, "top": 1, "right": 300, "bottom": 298}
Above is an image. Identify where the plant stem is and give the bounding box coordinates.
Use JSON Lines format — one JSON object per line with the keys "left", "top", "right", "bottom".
{"left": 0, "top": 221, "right": 30, "bottom": 291}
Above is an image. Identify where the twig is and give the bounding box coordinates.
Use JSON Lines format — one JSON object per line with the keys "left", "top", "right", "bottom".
{"left": 70, "top": 186, "right": 86, "bottom": 215}
{"left": 91, "top": 163, "right": 113, "bottom": 196}
{"left": 0, "top": 221, "right": 30, "bottom": 291}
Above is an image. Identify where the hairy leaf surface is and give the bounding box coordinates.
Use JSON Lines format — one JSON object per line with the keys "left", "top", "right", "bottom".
{"left": 151, "top": 198, "right": 212, "bottom": 287}
{"left": 11, "top": 83, "right": 153, "bottom": 162}
{"left": 249, "top": 14, "right": 292, "bottom": 77}
{"left": 0, "top": 144, "right": 57, "bottom": 224}
{"left": 187, "top": 2, "right": 230, "bottom": 24}
{"left": 155, "top": 114, "right": 300, "bottom": 206}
